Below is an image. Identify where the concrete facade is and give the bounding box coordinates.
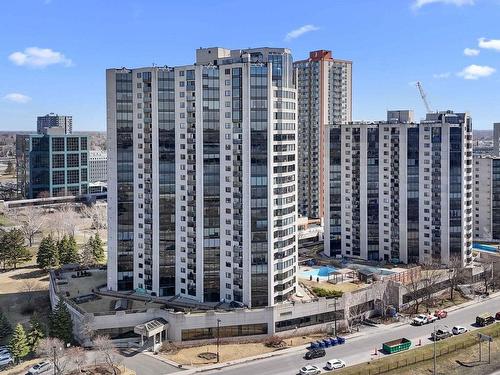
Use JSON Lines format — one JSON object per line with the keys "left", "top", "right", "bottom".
{"left": 325, "top": 111, "right": 473, "bottom": 266}
{"left": 473, "top": 155, "right": 500, "bottom": 241}
{"left": 294, "top": 50, "right": 352, "bottom": 220}
{"left": 107, "top": 47, "right": 298, "bottom": 307}
{"left": 89, "top": 150, "right": 107, "bottom": 182}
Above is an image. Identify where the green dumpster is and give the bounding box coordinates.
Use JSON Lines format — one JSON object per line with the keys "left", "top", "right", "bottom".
{"left": 382, "top": 338, "right": 411, "bottom": 354}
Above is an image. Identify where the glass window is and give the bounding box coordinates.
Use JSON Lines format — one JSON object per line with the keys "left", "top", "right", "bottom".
{"left": 52, "top": 154, "right": 65, "bottom": 168}
{"left": 67, "top": 137, "right": 79, "bottom": 151}
{"left": 80, "top": 137, "right": 88, "bottom": 151}
{"left": 67, "top": 153, "right": 80, "bottom": 168}
{"left": 52, "top": 137, "right": 65, "bottom": 152}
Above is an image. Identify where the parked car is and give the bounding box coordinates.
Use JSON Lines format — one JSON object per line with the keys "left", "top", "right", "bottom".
{"left": 412, "top": 314, "right": 437, "bottom": 326}
{"left": 326, "top": 359, "right": 346, "bottom": 370}
{"left": 434, "top": 309, "right": 448, "bottom": 319}
{"left": 28, "top": 361, "right": 52, "bottom": 374}
{"left": 305, "top": 348, "right": 326, "bottom": 360}
{"left": 0, "top": 354, "right": 13, "bottom": 367}
{"left": 476, "top": 313, "right": 495, "bottom": 327}
{"left": 0, "top": 347, "right": 9, "bottom": 355}
{"left": 431, "top": 329, "right": 453, "bottom": 341}
{"left": 299, "top": 365, "right": 321, "bottom": 375}
{"left": 452, "top": 326, "right": 468, "bottom": 335}
{"left": 495, "top": 311, "right": 500, "bottom": 320}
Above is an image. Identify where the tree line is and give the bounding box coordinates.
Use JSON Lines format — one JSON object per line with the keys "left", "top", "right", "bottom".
{"left": 36, "top": 232, "right": 105, "bottom": 270}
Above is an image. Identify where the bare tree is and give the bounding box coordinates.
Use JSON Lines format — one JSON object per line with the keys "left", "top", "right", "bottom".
{"left": 17, "top": 206, "right": 45, "bottom": 246}
{"left": 36, "top": 337, "right": 69, "bottom": 375}
{"left": 404, "top": 271, "right": 426, "bottom": 314}
{"left": 67, "top": 346, "right": 86, "bottom": 373}
{"left": 420, "top": 262, "right": 444, "bottom": 308}
{"left": 19, "top": 279, "right": 40, "bottom": 305}
{"left": 447, "top": 255, "right": 464, "bottom": 301}
{"left": 94, "top": 335, "right": 120, "bottom": 375}
{"left": 46, "top": 205, "right": 79, "bottom": 239}
{"left": 81, "top": 204, "right": 107, "bottom": 233}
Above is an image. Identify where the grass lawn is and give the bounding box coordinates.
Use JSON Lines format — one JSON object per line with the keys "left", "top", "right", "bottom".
{"left": 162, "top": 333, "right": 327, "bottom": 366}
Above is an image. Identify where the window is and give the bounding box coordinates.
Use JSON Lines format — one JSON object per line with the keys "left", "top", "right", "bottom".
{"left": 52, "top": 170, "right": 65, "bottom": 185}
{"left": 67, "top": 170, "right": 80, "bottom": 184}
{"left": 67, "top": 153, "right": 80, "bottom": 168}
{"left": 67, "top": 137, "right": 79, "bottom": 151}
{"left": 52, "top": 154, "right": 65, "bottom": 168}
{"left": 52, "top": 138, "right": 65, "bottom": 152}
{"left": 81, "top": 153, "right": 88, "bottom": 166}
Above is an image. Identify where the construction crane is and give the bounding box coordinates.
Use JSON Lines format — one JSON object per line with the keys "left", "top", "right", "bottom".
{"left": 415, "top": 81, "right": 432, "bottom": 113}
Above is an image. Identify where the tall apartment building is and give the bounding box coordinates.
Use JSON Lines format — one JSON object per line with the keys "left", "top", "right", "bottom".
{"left": 294, "top": 50, "right": 352, "bottom": 219}
{"left": 493, "top": 123, "right": 500, "bottom": 156}
{"left": 325, "top": 111, "right": 473, "bottom": 265}
{"left": 37, "top": 113, "right": 73, "bottom": 134}
{"left": 107, "top": 47, "right": 298, "bottom": 307}
{"left": 473, "top": 155, "right": 500, "bottom": 241}
{"left": 89, "top": 150, "right": 107, "bottom": 182}
{"left": 16, "top": 133, "right": 90, "bottom": 198}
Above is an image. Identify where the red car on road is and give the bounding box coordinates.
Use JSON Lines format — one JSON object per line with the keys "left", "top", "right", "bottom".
{"left": 434, "top": 309, "right": 448, "bottom": 319}
{"left": 495, "top": 312, "right": 500, "bottom": 320}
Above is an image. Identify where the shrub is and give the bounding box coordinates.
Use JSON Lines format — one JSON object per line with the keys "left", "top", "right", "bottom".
{"left": 264, "top": 335, "right": 285, "bottom": 348}
{"left": 312, "top": 287, "right": 343, "bottom": 298}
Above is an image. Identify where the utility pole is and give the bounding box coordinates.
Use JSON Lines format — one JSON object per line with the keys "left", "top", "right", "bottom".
{"left": 433, "top": 324, "right": 437, "bottom": 375}
{"left": 334, "top": 297, "right": 338, "bottom": 336}
{"left": 216, "top": 318, "right": 221, "bottom": 363}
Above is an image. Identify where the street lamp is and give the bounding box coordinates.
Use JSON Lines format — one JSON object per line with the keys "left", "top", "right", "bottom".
{"left": 333, "top": 297, "right": 339, "bottom": 336}
{"left": 216, "top": 318, "right": 221, "bottom": 363}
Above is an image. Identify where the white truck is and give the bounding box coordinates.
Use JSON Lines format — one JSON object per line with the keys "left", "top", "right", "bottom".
{"left": 412, "top": 313, "right": 438, "bottom": 326}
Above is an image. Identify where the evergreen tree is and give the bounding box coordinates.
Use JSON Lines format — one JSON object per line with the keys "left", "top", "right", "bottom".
{"left": 27, "top": 314, "right": 45, "bottom": 352}
{"left": 49, "top": 299, "right": 73, "bottom": 344}
{"left": 36, "top": 234, "right": 59, "bottom": 270}
{"left": 91, "top": 232, "right": 105, "bottom": 263}
{"left": 0, "top": 310, "right": 12, "bottom": 340}
{"left": 9, "top": 324, "right": 29, "bottom": 363}
{"left": 67, "top": 235, "right": 80, "bottom": 263}
{"left": 58, "top": 235, "right": 79, "bottom": 265}
{"left": 80, "top": 237, "right": 94, "bottom": 267}
{"left": 4, "top": 229, "right": 31, "bottom": 269}
{"left": 57, "top": 235, "right": 69, "bottom": 263}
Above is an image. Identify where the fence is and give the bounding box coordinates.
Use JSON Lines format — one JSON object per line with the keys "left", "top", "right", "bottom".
{"left": 339, "top": 324, "right": 500, "bottom": 375}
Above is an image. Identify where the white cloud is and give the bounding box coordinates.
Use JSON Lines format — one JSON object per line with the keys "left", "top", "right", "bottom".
{"left": 3, "top": 93, "right": 32, "bottom": 103}
{"left": 8, "top": 47, "right": 72, "bottom": 68}
{"left": 478, "top": 37, "right": 500, "bottom": 51}
{"left": 284, "top": 25, "right": 320, "bottom": 41}
{"left": 457, "top": 64, "right": 496, "bottom": 80}
{"left": 463, "top": 48, "right": 480, "bottom": 56}
{"left": 412, "top": 0, "right": 474, "bottom": 9}
{"left": 433, "top": 72, "right": 451, "bottom": 79}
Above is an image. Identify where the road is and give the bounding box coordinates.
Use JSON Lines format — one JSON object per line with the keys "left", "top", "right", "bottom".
{"left": 199, "top": 295, "right": 500, "bottom": 375}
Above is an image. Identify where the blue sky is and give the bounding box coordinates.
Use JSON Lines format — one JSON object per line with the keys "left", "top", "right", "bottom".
{"left": 1, "top": 0, "right": 499, "bottom": 131}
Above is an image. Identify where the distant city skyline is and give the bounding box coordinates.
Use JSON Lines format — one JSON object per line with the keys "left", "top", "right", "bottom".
{"left": 1, "top": 0, "right": 500, "bottom": 131}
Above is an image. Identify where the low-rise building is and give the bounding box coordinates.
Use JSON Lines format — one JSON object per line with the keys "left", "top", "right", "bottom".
{"left": 89, "top": 151, "right": 107, "bottom": 182}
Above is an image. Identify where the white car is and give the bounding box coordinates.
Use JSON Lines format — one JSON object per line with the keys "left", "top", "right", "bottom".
{"left": 0, "top": 354, "right": 13, "bottom": 366}
{"left": 299, "top": 365, "right": 321, "bottom": 375}
{"left": 28, "top": 361, "right": 52, "bottom": 374}
{"left": 452, "top": 326, "right": 468, "bottom": 335}
{"left": 326, "top": 359, "right": 346, "bottom": 370}
{"left": 0, "top": 348, "right": 9, "bottom": 356}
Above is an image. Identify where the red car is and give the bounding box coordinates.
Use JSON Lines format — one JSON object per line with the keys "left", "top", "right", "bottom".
{"left": 495, "top": 312, "right": 500, "bottom": 320}
{"left": 434, "top": 310, "right": 448, "bottom": 319}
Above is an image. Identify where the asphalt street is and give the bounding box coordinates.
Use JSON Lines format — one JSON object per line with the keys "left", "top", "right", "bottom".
{"left": 198, "top": 295, "right": 500, "bottom": 375}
